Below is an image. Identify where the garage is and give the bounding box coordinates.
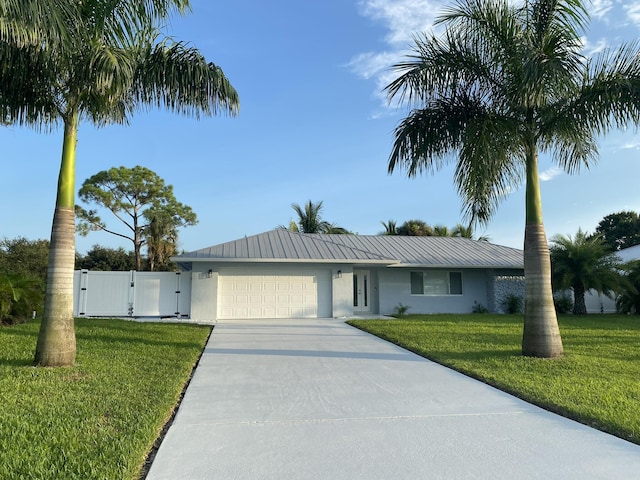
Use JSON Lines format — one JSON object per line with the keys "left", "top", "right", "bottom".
{"left": 218, "top": 268, "right": 332, "bottom": 319}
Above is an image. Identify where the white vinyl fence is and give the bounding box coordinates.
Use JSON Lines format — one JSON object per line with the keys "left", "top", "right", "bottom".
{"left": 73, "top": 270, "right": 191, "bottom": 318}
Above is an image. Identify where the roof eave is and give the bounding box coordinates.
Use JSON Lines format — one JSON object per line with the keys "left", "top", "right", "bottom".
{"left": 170, "top": 257, "right": 397, "bottom": 265}
{"left": 388, "top": 263, "right": 523, "bottom": 269}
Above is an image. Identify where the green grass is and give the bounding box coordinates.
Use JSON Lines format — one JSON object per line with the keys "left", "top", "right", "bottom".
{"left": 0, "top": 318, "right": 211, "bottom": 480}
{"left": 348, "top": 314, "right": 640, "bottom": 445}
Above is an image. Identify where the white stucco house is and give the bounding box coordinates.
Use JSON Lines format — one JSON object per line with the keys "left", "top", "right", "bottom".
{"left": 170, "top": 229, "right": 524, "bottom": 322}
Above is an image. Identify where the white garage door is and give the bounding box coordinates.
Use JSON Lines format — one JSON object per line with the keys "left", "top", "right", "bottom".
{"left": 218, "top": 269, "right": 330, "bottom": 319}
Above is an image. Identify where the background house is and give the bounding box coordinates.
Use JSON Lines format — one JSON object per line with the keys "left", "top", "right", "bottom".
{"left": 584, "top": 244, "right": 640, "bottom": 313}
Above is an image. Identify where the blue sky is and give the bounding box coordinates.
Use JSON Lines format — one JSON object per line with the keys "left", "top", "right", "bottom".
{"left": 2, "top": 0, "right": 640, "bottom": 254}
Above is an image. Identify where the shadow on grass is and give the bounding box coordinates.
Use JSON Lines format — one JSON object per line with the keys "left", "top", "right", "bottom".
{"left": 74, "top": 331, "right": 207, "bottom": 351}
{"left": 0, "top": 357, "right": 35, "bottom": 367}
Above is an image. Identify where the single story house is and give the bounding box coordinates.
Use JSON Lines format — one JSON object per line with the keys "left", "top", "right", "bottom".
{"left": 172, "top": 229, "right": 524, "bottom": 321}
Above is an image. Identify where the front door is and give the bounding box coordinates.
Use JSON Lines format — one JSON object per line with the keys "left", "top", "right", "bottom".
{"left": 353, "top": 270, "right": 370, "bottom": 313}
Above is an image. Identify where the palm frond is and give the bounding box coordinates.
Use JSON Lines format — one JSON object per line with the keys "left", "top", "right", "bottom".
{"left": 388, "top": 94, "right": 489, "bottom": 176}
{"left": 0, "top": 0, "right": 75, "bottom": 47}
{"left": 455, "top": 112, "right": 524, "bottom": 224}
{"left": 569, "top": 41, "right": 640, "bottom": 135}
{"left": 133, "top": 37, "right": 239, "bottom": 117}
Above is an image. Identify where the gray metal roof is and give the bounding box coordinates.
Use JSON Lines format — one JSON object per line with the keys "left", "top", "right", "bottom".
{"left": 174, "top": 229, "right": 523, "bottom": 269}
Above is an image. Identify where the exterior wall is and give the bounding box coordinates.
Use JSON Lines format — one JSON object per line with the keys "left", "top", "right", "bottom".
{"left": 190, "top": 268, "right": 218, "bottom": 322}
{"left": 377, "top": 268, "right": 489, "bottom": 315}
{"left": 488, "top": 269, "right": 525, "bottom": 313}
{"left": 331, "top": 265, "right": 353, "bottom": 317}
{"left": 584, "top": 290, "right": 617, "bottom": 313}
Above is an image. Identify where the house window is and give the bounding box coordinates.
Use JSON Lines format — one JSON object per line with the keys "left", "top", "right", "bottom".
{"left": 410, "top": 271, "right": 463, "bottom": 295}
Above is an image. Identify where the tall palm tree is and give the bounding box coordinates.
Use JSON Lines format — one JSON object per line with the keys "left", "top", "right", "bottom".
{"left": 550, "top": 230, "right": 623, "bottom": 315}
{"left": 1, "top": 1, "right": 238, "bottom": 366}
{"left": 385, "top": 0, "right": 640, "bottom": 357}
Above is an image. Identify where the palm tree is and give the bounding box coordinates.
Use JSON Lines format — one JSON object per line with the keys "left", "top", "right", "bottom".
{"left": 432, "top": 225, "right": 451, "bottom": 236}
{"left": 550, "top": 230, "right": 623, "bottom": 315}
{"left": 288, "top": 200, "right": 348, "bottom": 234}
{"left": 0, "top": 270, "right": 42, "bottom": 324}
{"left": 291, "top": 200, "right": 330, "bottom": 233}
{"left": 385, "top": 0, "right": 640, "bottom": 357}
{"left": 2, "top": 1, "right": 238, "bottom": 366}
{"left": 381, "top": 219, "right": 398, "bottom": 235}
{"left": 452, "top": 223, "right": 490, "bottom": 242}
{"left": 144, "top": 209, "right": 179, "bottom": 271}
{"left": 616, "top": 260, "right": 640, "bottom": 315}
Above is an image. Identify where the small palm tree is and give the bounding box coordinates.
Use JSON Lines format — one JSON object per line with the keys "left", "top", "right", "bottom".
{"left": 381, "top": 220, "right": 398, "bottom": 235}
{"left": 2, "top": 1, "right": 238, "bottom": 366}
{"left": 432, "top": 225, "right": 452, "bottom": 237}
{"left": 291, "top": 200, "right": 330, "bottom": 233}
{"left": 288, "top": 200, "right": 348, "bottom": 234}
{"left": 385, "top": 0, "right": 640, "bottom": 357}
{"left": 550, "top": 230, "right": 623, "bottom": 315}
{"left": 0, "top": 271, "right": 42, "bottom": 324}
{"left": 452, "top": 223, "right": 490, "bottom": 242}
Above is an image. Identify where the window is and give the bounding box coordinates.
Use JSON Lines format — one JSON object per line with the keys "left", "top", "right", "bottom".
{"left": 410, "top": 271, "right": 462, "bottom": 295}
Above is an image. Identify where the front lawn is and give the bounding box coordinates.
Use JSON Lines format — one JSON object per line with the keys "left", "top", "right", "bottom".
{"left": 348, "top": 314, "right": 640, "bottom": 445}
{"left": 0, "top": 318, "right": 211, "bottom": 480}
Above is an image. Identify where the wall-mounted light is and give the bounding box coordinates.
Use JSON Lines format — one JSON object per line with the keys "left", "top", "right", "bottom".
{"left": 207, "top": 269, "right": 213, "bottom": 278}
{"left": 337, "top": 270, "right": 342, "bottom": 278}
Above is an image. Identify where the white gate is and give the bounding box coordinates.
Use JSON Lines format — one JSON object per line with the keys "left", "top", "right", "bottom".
{"left": 73, "top": 270, "right": 191, "bottom": 318}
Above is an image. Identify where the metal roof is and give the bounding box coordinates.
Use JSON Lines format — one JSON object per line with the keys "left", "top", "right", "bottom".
{"left": 174, "top": 229, "right": 523, "bottom": 269}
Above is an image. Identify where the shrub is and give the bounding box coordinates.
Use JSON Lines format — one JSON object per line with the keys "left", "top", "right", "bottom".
{"left": 472, "top": 301, "right": 489, "bottom": 314}
{"left": 554, "top": 293, "right": 573, "bottom": 314}
{"left": 393, "top": 303, "right": 411, "bottom": 317}
{"left": 500, "top": 294, "right": 523, "bottom": 314}
{"left": 0, "top": 272, "right": 43, "bottom": 325}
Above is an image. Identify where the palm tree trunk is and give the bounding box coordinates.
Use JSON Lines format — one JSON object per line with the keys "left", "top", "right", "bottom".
{"left": 34, "top": 111, "right": 78, "bottom": 366}
{"left": 521, "top": 144, "right": 563, "bottom": 358}
{"left": 572, "top": 284, "right": 587, "bottom": 315}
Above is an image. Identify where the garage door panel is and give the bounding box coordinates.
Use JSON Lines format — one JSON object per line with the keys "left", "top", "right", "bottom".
{"left": 218, "top": 269, "right": 329, "bottom": 319}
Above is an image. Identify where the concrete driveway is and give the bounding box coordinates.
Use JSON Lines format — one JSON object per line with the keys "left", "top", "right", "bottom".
{"left": 146, "top": 318, "right": 640, "bottom": 479}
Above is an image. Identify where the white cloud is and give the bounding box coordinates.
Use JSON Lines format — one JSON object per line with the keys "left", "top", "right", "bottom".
{"left": 358, "top": 0, "right": 442, "bottom": 46}
{"left": 347, "top": 51, "right": 399, "bottom": 80}
{"left": 580, "top": 36, "right": 608, "bottom": 56}
{"left": 591, "top": 0, "right": 613, "bottom": 20}
{"left": 540, "top": 167, "right": 563, "bottom": 182}
{"left": 624, "top": 2, "right": 640, "bottom": 26}
{"left": 620, "top": 141, "right": 640, "bottom": 150}
{"left": 351, "top": 0, "right": 445, "bottom": 108}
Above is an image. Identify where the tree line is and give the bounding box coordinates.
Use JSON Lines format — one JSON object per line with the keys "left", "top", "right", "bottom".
{"left": 4, "top": 208, "right": 640, "bottom": 325}
{"left": 283, "top": 200, "right": 489, "bottom": 239}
